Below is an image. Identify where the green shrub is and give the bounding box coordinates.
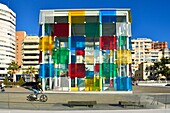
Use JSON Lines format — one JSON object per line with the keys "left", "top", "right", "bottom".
{"left": 18, "top": 77, "right": 25, "bottom": 86}
{"left": 3, "top": 76, "right": 25, "bottom": 86}
{"left": 4, "top": 76, "right": 8, "bottom": 85}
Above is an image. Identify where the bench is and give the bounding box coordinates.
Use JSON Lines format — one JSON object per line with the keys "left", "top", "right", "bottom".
{"left": 68, "top": 101, "right": 97, "bottom": 108}
{"left": 119, "top": 101, "right": 145, "bottom": 108}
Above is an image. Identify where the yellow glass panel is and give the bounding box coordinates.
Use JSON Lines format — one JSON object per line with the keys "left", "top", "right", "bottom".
{"left": 71, "top": 87, "right": 78, "bottom": 91}
{"left": 85, "top": 56, "right": 94, "bottom": 64}
{"left": 85, "top": 87, "right": 93, "bottom": 91}
{"left": 39, "top": 36, "right": 54, "bottom": 51}
{"left": 116, "top": 50, "right": 132, "bottom": 64}
{"left": 128, "top": 10, "right": 132, "bottom": 23}
{"left": 85, "top": 78, "right": 94, "bottom": 87}
{"left": 110, "top": 50, "right": 113, "bottom": 56}
{"left": 69, "top": 11, "right": 85, "bottom": 23}
{"left": 69, "top": 11, "right": 85, "bottom": 16}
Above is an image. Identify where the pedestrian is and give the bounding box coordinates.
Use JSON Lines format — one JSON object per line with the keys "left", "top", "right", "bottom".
{"left": 1, "top": 83, "right": 5, "bottom": 92}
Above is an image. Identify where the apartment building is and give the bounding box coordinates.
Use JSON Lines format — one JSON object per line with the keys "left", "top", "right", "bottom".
{"left": 16, "top": 31, "right": 26, "bottom": 66}
{"left": 135, "top": 62, "right": 154, "bottom": 80}
{"left": 150, "top": 49, "right": 163, "bottom": 62}
{"left": 132, "top": 38, "right": 169, "bottom": 80}
{"left": 152, "top": 41, "right": 168, "bottom": 49}
{"left": 131, "top": 38, "right": 152, "bottom": 74}
{"left": 0, "top": 3, "right": 16, "bottom": 79}
{"left": 22, "top": 36, "right": 39, "bottom": 82}
{"left": 162, "top": 48, "right": 170, "bottom": 59}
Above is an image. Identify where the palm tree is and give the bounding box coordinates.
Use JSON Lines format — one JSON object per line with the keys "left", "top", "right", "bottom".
{"left": 26, "top": 66, "right": 37, "bottom": 82}
{"left": 7, "top": 61, "right": 19, "bottom": 82}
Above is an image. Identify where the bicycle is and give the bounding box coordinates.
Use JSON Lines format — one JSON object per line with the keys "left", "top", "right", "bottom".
{"left": 27, "top": 92, "right": 48, "bottom": 102}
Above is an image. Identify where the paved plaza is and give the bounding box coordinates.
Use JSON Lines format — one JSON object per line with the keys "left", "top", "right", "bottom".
{"left": 0, "top": 86, "right": 170, "bottom": 110}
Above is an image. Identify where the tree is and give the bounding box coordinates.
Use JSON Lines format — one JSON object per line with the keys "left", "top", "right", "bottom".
{"left": 7, "top": 61, "right": 19, "bottom": 82}
{"left": 148, "top": 57, "right": 170, "bottom": 80}
{"left": 26, "top": 66, "right": 37, "bottom": 82}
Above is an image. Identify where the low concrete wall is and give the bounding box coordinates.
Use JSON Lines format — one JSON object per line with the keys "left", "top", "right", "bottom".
{"left": 138, "top": 83, "right": 167, "bottom": 86}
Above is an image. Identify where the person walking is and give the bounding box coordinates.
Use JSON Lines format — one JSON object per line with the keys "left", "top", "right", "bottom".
{"left": 1, "top": 83, "right": 5, "bottom": 92}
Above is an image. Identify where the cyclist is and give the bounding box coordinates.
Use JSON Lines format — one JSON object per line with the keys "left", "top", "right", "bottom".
{"left": 32, "top": 82, "right": 43, "bottom": 99}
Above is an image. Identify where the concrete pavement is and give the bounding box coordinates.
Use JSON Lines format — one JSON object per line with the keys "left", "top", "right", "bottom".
{"left": 0, "top": 86, "right": 170, "bottom": 110}
{"left": 0, "top": 109, "right": 170, "bottom": 113}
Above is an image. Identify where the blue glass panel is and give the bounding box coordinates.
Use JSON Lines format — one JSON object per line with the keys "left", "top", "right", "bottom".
{"left": 39, "top": 64, "right": 45, "bottom": 78}
{"left": 102, "top": 16, "right": 116, "bottom": 23}
{"left": 100, "top": 10, "right": 116, "bottom": 16}
{"left": 116, "top": 76, "right": 124, "bottom": 91}
{"left": 71, "top": 55, "right": 76, "bottom": 63}
{"left": 71, "top": 49, "right": 76, "bottom": 55}
{"left": 76, "top": 42, "right": 85, "bottom": 49}
{"left": 44, "top": 63, "right": 54, "bottom": 78}
{"left": 71, "top": 36, "right": 85, "bottom": 49}
{"left": 124, "top": 77, "right": 132, "bottom": 91}
{"left": 86, "top": 71, "right": 94, "bottom": 78}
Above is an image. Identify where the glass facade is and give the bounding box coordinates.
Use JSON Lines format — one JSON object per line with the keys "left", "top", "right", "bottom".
{"left": 39, "top": 9, "right": 132, "bottom": 91}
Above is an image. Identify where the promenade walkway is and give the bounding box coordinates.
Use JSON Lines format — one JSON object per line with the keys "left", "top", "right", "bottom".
{"left": 0, "top": 86, "right": 170, "bottom": 111}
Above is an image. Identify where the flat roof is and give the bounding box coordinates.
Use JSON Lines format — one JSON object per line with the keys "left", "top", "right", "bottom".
{"left": 40, "top": 8, "right": 131, "bottom": 12}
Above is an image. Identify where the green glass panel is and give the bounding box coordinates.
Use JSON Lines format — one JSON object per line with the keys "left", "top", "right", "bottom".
{"left": 119, "top": 36, "right": 126, "bottom": 46}
{"left": 99, "top": 64, "right": 102, "bottom": 77}
{"left": 59, "top": 48, "right": 69, "bottom": 64}
{"left": 110, "top": 63, "right": 113, "bottom": 78}
{"left": 92, "top": 86, "right": 99, "bottom": 91}
{"left": 45, "top": 24, "right": 50, "bottom": 35}
{"left": 85, "top": 23, "right": 100, "bottom": 37}
{"left": 118, "top": 36, "right": 127, "bottom": 49}
{"left": 102, "top": 63, "right": 110, "bottom": 78}
{"left": 113, "top": 64, "right": 117, "bottom": 77}
{"left": 94, "top": 78, "right": 100, "bottom": 87}
{"left": 52, "top": 49, "right": 58, "bottom": 59}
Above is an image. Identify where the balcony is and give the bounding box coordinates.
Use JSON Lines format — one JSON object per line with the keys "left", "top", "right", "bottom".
{"left": 23, "top": 61, "right": 39, "bottom": 64}
{"left": 23, "top": 50, "right": 39, "bottom": 54}
{"left": 23, "top": 45, "right": 39, "bottom": 49}
{"left": 23, "top": 56, "right": 39, "bottom": 59}
{"left": 22, "top": 65, "right": 39, "bottom": 70}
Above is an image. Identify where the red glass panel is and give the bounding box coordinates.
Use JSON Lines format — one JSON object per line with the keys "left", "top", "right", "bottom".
{"left": 54, "top": 23, "right": 69, "bottom": 37}
{"left": 69, "top": 64, "right": 85, "bottom": 78}
{"left": 94, "top": 64, "right": 99, "bottom": 72}
{"left": 100, "top": 36, "right": 117, "bottom": 50}
{"left": 76, "top": 50, "right": 85, "bottom": 56}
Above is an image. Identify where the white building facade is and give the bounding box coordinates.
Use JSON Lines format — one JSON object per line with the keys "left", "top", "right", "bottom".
{"left": 131, "top": 38, "right": 152, "bottom": 74}
{"left": 22, "top": 36, "right": 39, "bottom": 82}
{"left": 0, "top": 3, "right": 16, "bottom": 78}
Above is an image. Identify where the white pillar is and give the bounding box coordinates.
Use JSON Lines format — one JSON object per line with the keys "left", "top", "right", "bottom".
{"left": 69, "top": 77, "right": 71, "bottom": 91}
{"left": 42, "top": 23, "right": 45, "bottom": 91}
{"left": 54, "top": 76, "right": 58, "bottom": 87}
{"left": 42, "top": 78, "right": 45, "bottom": 91}
{"left": 49, "top": 77, "right": 52, "bottom": 89}
{"left": 49, "top": 55, "right": 52, "bottom": 89}
{"left": 75, "top": 77, "right": 77, "bottom": 87}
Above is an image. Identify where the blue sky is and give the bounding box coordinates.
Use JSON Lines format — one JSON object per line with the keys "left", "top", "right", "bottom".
{"left": 1, "top": 0, "right": 170, "bottom": 47}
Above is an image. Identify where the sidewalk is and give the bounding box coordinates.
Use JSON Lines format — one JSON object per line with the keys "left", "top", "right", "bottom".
{"left": 4, "top": 86, "right": 170, "bottom": 94}
{"left": 4, "top": 86, "right": 32, "bottom": 93}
